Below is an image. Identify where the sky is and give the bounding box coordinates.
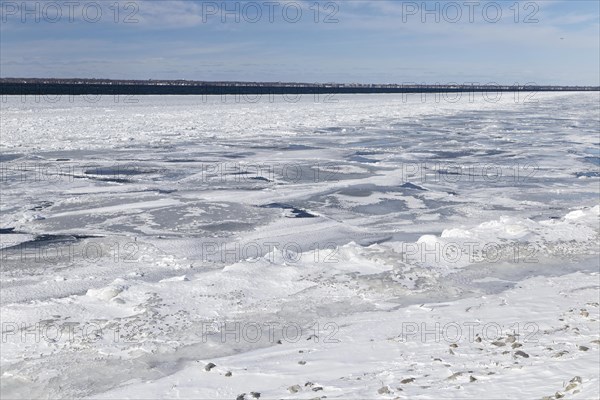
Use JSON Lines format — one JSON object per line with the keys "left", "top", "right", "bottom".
{"left": 1, "top": 0, "right": 599, "bottom": 85}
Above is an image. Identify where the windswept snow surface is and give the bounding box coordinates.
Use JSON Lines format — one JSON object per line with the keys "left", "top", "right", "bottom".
{"left": 1, "top": 92, "right": 599, "bottom": 399}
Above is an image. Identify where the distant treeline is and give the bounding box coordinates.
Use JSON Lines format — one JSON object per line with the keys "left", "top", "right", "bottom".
{"left": 1, "top": 78, "right": 598, "bottom": 95}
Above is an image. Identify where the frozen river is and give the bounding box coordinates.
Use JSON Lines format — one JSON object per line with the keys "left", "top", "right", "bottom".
{"left": 1, "top": 92, "right": 599, "bottom": 398}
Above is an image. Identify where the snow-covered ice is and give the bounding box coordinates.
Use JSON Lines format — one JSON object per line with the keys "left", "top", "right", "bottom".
{"left": 0, "top": 92, "right": 599, "bottom": 399}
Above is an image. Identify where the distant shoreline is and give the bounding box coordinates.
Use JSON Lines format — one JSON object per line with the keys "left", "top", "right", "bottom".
{"left": 1, "top": 78, "right": 598, "bottom": 95}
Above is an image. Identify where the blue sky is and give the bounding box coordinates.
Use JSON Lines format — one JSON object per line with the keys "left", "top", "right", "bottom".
{"left": 1, "top": 0, "right": 598, "bottom": 84}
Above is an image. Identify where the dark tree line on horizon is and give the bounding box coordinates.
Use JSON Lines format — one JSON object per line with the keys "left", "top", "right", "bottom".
{"left": 1, "top": 78, "right": 598, "bottom": 96}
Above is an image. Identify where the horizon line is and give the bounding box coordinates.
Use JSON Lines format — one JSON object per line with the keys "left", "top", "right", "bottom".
{"left": 2, "top": 77, "right": 600, "bottom": 89}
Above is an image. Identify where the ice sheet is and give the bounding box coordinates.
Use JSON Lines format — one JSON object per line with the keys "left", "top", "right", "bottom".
{"left": 1, "top": 92, "right": 598, "bottom": 398}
